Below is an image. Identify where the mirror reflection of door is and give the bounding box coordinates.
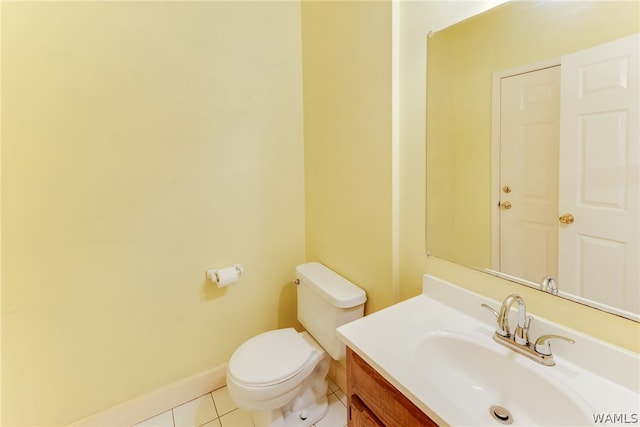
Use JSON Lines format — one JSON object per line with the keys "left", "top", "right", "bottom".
{"left": 498, "top": 66, "right": 560, "bottom": 284}
{"left": 496, "top": 34, "right": 639, "bottom": 315}
{"left": 559, "top": 34, "right": 639, "bottom": 315}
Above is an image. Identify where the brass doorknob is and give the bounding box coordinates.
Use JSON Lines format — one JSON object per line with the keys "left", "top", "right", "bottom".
{"left": 501, "top": 201, "right": 512, "bottom": 210}
{"left": 559, "top": 213, "right": 575, "bottom": 224}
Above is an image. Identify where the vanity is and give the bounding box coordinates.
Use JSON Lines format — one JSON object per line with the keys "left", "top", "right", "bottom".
{"left": 346, "top": 348, "right": 438, "bottom": 426}
{"left": 336, "top": 275, "right": 640, "bottom": 426}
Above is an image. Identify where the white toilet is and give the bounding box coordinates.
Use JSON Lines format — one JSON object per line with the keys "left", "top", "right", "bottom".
{"left": 226, "top": 262, "right": 367, "bottom": 427}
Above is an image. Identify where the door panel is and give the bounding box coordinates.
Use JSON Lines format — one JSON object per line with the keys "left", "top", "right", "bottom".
{"left": 500, "top": 66, "right": 560, "bottom": 283}
{"left": 559, "top": 34, "right": 639, "bottom": 315}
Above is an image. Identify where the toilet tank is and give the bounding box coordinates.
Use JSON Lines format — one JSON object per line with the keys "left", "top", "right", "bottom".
{"left": 295, "top": 262, "right": 367, "bottom": 360}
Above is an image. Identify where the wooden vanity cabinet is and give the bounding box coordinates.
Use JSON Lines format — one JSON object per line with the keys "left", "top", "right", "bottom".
{"left": 346, "top": 347, "right": 439, "bottom": 427}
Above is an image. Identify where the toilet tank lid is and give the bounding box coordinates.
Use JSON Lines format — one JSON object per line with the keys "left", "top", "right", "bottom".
{"left": 296, "top": 262, "right": 367, "bottom": 308}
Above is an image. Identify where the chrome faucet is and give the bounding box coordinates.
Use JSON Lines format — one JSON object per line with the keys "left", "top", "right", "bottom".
{"left": 482, "top": 294, "right": 574, "bottom": 366}
{"left": 495, "top": 294, "right": 530, "bottom": 345}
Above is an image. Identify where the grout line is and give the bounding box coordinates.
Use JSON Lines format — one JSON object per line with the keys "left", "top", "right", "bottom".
{"left": 211, "top": 391, "right": 220, "bottom": 418}
{"left": 208, "top": 392, "right": 217, "bottom": 418}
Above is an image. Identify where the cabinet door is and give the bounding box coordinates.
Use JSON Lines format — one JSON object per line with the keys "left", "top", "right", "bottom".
{"left": 347, "top": 348, "right": 439, "bottom": 427}
{"left": 349, "top": 395, "right": 384, "bottom": 427}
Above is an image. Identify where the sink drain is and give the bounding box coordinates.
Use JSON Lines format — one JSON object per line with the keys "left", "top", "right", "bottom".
{"left": 489, "top": 405, "right": 513, "bottom": 425}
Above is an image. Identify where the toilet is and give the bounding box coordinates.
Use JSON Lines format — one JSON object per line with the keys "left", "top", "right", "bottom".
{"left": 226, "top": 262, "right": 367, "bottom": 427}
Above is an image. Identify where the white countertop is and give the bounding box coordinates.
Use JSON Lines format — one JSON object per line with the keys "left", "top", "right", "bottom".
{"left": 336, "top": 274, "right": 640, "bottom": 426}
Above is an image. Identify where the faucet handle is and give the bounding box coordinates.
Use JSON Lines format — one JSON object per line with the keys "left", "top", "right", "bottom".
{"left": 481, "top": 303, "right": 499, "bottom": 318}
{"left": 481, "top": 303, "right": 509, "bottom": 337}
{"left": 534, "top": 334, "right": 575, "bottom": 356}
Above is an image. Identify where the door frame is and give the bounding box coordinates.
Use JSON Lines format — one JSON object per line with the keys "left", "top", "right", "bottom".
{"left": 490, "top": 57, "right": 560, "bottom": 276}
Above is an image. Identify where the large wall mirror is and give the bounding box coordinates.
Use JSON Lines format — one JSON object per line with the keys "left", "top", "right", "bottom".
{"left": 426, "top": 1, "right": 639, "bottom": 321}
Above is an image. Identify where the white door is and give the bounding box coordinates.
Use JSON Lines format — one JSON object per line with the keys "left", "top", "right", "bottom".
{"left": 500, "top": 66, "right": 560, "bottom": 283}
{"left": 559, "top": 34, "right": 639, "bottom": 315}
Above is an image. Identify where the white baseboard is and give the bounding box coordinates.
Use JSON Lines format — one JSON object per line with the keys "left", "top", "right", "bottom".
{"left": 69, "top": 363, "right": 228, "bottom": 427}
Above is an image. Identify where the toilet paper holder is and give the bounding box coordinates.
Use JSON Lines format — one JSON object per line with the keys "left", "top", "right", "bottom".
{"left": 206, "top": 263, "right": 244, "bottom": 286}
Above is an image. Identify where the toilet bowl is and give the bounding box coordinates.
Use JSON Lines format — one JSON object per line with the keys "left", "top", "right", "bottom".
{"left": 226, "top": 262, "right": 366, "bottom": 427}
{"left": 227, "top": 329, "right": 330, "bottom": 426}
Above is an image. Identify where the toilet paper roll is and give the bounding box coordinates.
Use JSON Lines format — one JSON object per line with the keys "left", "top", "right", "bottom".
{"left": 215, "top": 266, "right": 238, "bottom": 288}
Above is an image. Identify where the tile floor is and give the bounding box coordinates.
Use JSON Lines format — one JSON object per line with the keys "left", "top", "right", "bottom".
{"left": 132, "top": 378, "right": 347, "bottom": 427}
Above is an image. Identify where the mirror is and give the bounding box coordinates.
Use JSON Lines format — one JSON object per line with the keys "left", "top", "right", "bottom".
{"left": 426, "top": 1, "right": 639, "bottom": 320}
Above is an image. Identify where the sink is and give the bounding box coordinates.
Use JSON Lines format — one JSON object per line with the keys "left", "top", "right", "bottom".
{"left": 414, "top": 331, "right": 593, "bottom": 426}
{"left": 336, "top": 274, "right": 640, "bottom": 426}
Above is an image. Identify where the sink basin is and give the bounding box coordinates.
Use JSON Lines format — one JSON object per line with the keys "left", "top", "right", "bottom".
{"left": 414, "top": 331, "right": 593, "bottom": 426}
{"left": 337, "top": 275, "right": 640, "bottom": 426}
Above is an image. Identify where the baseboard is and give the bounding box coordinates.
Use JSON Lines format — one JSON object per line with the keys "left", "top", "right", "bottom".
{"left": 69, "top": 363, "right": 228, "bottom": 427}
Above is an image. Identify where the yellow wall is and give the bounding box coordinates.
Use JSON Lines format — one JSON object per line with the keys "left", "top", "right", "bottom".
{"left": 1, "top": 2, "right": 304, "bottom": 425}
{"left": 2, "top": 1, "right": 639, "bottom": 425}
{"left": 301, "top": 0, "right": 394, "bottom": 314}
{"left": 426, "top": 0, "right": 640, "bottom": 269}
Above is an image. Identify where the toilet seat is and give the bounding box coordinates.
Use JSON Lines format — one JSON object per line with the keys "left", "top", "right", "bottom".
{"left": 228, "top": 328, "right": 314, "bottom": 387}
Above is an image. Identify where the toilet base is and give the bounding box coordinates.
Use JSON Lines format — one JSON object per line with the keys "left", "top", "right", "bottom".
{"left": 284, "top": 395, "right": 329, "bottom": 426}
{"left": 252, "top": 395, "right": 329, "bottom": 427}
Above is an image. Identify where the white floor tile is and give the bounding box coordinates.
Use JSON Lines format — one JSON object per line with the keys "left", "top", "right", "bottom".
{"left": 133, "top": 410, "right": 175, "bottom": 427}
{"left": 212, "top": 386, "right": 238, "bottom": 416}
{"left": 314, "top": 394, "right": 347, "bottom": 427}
{"left": 219, "top": 408, "right": 255, "bottom": 427}
{"left": 334, "top": 390, "right": 347, "bottom": 407}
{"left": 173, "top": 394, "right": 217, "bottom": 427}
